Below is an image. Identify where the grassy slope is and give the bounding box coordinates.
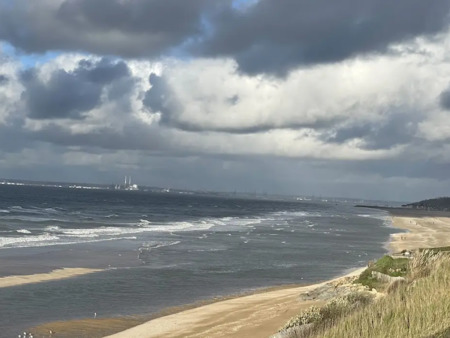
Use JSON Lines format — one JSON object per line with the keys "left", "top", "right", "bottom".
{"left": 354, "top": 255, "right": 408, "bottom": 290}
{"left": 321, "top": 255, "right": 450, "bottom": 338}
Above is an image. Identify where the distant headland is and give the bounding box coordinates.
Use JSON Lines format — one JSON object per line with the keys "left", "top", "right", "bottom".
{"left": 356, "top": 197, "right": 450, "bottom": 217}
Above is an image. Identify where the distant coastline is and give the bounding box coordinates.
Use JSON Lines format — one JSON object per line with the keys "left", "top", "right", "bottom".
{"left": 355, "top": 204, "right": 450, "bottom": 217}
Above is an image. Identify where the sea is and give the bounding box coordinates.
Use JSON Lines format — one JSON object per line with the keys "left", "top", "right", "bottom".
{"left": 0, "top": 185, "right": 399, "bottom": 336}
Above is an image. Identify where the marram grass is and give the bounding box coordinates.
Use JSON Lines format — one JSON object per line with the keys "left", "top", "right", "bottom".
{"left": 280, "top": 252, "right": 450, "bottom": 338}
{"left": 320, "top": 253, "right": 450, "bottom": 338}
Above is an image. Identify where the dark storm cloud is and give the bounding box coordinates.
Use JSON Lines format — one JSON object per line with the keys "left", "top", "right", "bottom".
{"left": 21, "top": 58, "right": 133, "bottom": 119}
{"left": 0, "top": 0, "right": 218, "bottom": 58}
{"left": 326, "top": 111, "right": 421, "bottom": 150}
{"left": 0, "top": 74, "right": 8, "bottom": 85}
{"left": 0, "top": 122, "right": 30, "bottom": 152}
{"left": 143, "top": 73, "right": 175, "bottom": 118}
{"left": 32, "top": 123, "right": 165, "bottom": 151}
{"left": 1, "top": 1, "right": 448, "bottom": 76}
{"left": 199, "top": 0, "right": 450, "bottom": 75}
{"left": 327, "top": 157, "right": 450, "bottom": 182}
{"left": 439, "top": 86, "right": 450, "bottom": 110}
{"left": 76, "top": 58, "right": 130, "bottom": 84}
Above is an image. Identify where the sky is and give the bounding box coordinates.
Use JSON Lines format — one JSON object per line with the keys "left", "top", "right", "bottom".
{"left": 1, "top": 0, "right": 450, "bottom": 201}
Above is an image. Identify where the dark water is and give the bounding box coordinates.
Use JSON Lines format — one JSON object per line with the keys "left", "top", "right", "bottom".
{"left": 0, "top": 185, "right": 398, "bottom": 335}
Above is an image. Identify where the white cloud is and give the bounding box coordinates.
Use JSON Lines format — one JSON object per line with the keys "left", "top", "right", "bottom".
{"left": 2, "top": 31, "right": 450, "bottom": 200}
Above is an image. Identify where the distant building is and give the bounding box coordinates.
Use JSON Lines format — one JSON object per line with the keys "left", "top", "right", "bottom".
{"left": 115, "top": 176, "right": 139, "bottom": 191}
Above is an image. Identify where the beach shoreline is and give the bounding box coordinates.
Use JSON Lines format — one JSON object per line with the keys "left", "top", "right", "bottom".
{"left": 102, "top": 210, "right": 450, "bottom": 338}
{"left": 103, "top": 267, "right": 366, "bottom": 338}
{"left": 28, "top": 268, "right": 364, "bottom": 338}
{"left": 26, "top": 210, "right": 450, "bottom": 338}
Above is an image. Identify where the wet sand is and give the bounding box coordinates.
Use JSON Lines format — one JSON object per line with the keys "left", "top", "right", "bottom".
{"left": 104, "top": 212, "right": 450, "bottom": 338}
{"left": 0, "top": 267, "right": 102, "bottom": 288}
{"left": 29, "top": 317, "right": 147, "bottom": 338}
{"left": 26, "top": 211, "right": 450, "bottom": 338}
{"left": 104, "top": 268, "right": 364, "bottom": 338}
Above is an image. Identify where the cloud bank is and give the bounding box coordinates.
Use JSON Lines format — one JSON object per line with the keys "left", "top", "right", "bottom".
{"left": 0, "top": 0, "right": 450, "bottom": 200}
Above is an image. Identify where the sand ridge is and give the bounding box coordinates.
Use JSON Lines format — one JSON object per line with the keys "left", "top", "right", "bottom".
{"left": 0, "top": 267, "right": 102, "bottom": 288}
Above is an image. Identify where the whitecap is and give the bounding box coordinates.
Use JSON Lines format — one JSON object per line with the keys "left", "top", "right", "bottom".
{"left": 139, "top": 241, "right": 181, "bottom": 253}
{"left": 16, "top": 229, "right": 31, "bottom": 234}
{"left": 45, "top": 225, "right": 61, "bottom": 231}
{"left": 0, "top": 233, "right": 60, "bottom": 248}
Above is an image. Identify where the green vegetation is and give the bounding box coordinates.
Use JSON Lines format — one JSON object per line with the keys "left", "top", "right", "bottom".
{"left": 282, "top": 306, "right": 322, "bottom": 329}
{"left": 321, "top": 252, "right": 450, "bottom": 337}
{"left": 278, "top": 292, "right": 374, "bottom": 338}
{"left": 279, "top": 251, "right": 450, "bottom": 338}
{"left": 281, "top": 293, "right": 373, "bottom": 332}
{"left": 418, "top": 246, "right": 450, "bottom": 254}
{"left": 354, "top": 255, "right": 408, "bottom": 290}
{"left": 403, "top": 197, "right": 450, "bottom": 211}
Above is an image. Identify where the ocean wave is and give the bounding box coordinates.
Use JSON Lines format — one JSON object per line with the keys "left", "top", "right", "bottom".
{"left": 1, "top": 215, "right": 66, "bottom": 223}
{"left": 225, "top": 218, "right": 262, "bottom": 226}
{"left": 43, "top": 207, "right": 60, "bottom": 213}
{"left": 138, "top": 219, "right": 152, "bottom": 226}
{"left": 16, "top": 229, "right": 31, "bottom": 234}
{"left": 358, "top": 214, "right": 392, "bottom": 228}
{"left": 139, "top": 240, "right": 181, "bottom": 251}
{"left": 0, "top": 234, "right": 138, "bottom": 249}
{"left": 10, "top": 206, "right": 54, "bottom": 214}
{"left": 148, "top": 221, "right": 215, "bottom": 233}
{"left": 202, "top": 216, "right": 263, "bottom": 231}
{"left": 138, "top": 241, "right": 181, "bottom": 262}
{"left": 0, "top": 206, "right": 334, "bottom": 250}
{"left": 0, "top": 233, "right": 60, "bottom": 248}
{"left": 42, "top": 221, "right": 215, "bottom": 239}
{"left": 272, "top": 210, "right": 321, "bottom": 218}
{"left": 192, "top": 248, "right": 227, "bottom": 252}
{"left": 60, "top": 227, "right": 139, "bottom": 238}
{"left": 45, "top": 225, "right": 61, "bottom": 231}
{"left": 357, "top": 214, "right": 389, "bottom": 221}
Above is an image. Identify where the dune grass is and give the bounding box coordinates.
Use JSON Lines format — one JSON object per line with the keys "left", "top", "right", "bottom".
{"left": 354, "top": 255, "right": 408, "bottom": 290}
{"left": 320, "top": 252, "right": 450, "bottom": 337}
{"left": 418, "top": 246, "right": 450, "bottom": 254}
{"left": 280, "top": 251, "right": 450, "bottom": 338}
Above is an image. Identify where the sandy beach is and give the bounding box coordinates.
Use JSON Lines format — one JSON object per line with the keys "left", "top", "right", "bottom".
{"left": 0, "top": 268, "right": 102, "bottom": 288}
{"left": 390, "top": 216, "right": 450, "bottom": 252}
{"left": 104, "top": 268, "right": 364, "bottom": 338}
{"left": 103, "top": 213, "right": 450, "bottom": 338}
{"left": 24, "top": 212, "right": 450, "bottom": 338}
